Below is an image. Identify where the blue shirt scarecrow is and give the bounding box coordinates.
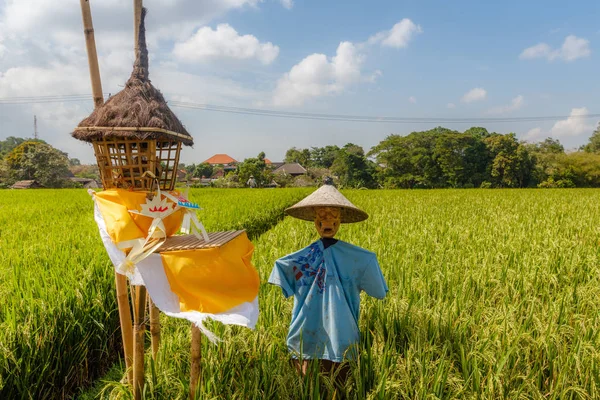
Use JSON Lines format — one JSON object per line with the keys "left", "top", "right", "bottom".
{"left": 269, "top": 182, "right": 388, "bottom": 367}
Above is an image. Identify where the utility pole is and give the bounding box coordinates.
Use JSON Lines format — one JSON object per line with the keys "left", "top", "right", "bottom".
{"left": 34, "top": 115, "right": 38, "bottom": 139}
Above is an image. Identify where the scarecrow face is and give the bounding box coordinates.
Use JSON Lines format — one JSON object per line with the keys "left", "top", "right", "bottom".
{"left": 314, "top": 206, "right": 341, "bottom": 238}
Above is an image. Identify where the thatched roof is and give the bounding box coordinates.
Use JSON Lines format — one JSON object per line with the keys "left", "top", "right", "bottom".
{"left": 11, "top": 180, "right": 43, "bottom": 189}
{"left": 72, "top": 8, "right": 193, "bottom": 146}
{"left": 274, "top": 163, "right": 307, "bottom": 176}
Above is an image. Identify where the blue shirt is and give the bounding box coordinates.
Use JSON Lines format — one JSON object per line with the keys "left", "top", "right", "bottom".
{"left": 268, "top": 239, "right": 388, "bottom": 362}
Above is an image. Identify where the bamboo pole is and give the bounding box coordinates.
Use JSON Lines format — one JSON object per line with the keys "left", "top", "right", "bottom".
{"left": 79, "top": 0, "right": 104, "bottom": 108}
{"left": 80, "top": 0, "right": 134, "bottom": 386}
{"left": 190, "top": 325, "right": 202, "bottom": 400}
{"left": 148, "top": 295, "right": 161, "bottom": 360}
{"left": 131, "top": 3, "right": 148, "bottom": 398}
{"left": 134, "top": 0, "right": 143, "bottom": 54}
{"left": 116, "top": 274, "right": 134, "bottom": 384}
{"left": 133, "top": 285, "right": 148, "bottom": 400}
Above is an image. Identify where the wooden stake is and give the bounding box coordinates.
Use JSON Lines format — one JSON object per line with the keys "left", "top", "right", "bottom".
{"left": 190, "top": 325, "right": 202, "bottom": 400}
{"left": 133, "top": 285, "right": 147, "bottom": 400}
{"left": 80, "top": 0, "right": 135, "bottom": 387}
{"left": 148, "top": 295, "right": 161, "bottom": 360}
{"left": 116, "top": 274, "right": 134, "bottom": 384}
{"left": 134, "top": 0, "right": 143, "bottom": 53}
{"left": 79, "top": 0, "right": 104, "bottom": 108}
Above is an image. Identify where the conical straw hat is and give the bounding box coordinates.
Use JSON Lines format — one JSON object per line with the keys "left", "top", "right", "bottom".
{"left": 285, "top": 184, "right": 368, "bottom": 223}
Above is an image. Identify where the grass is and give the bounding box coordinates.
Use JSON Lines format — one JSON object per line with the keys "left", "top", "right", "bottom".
{"left": 0, "top": 188, "right": 309, "bottom": 400}
{"left": 81, "top": 189, "right": 600, "bottom": 399}
{"left": 2, "top": 188, "right": 600, "bottom": 399}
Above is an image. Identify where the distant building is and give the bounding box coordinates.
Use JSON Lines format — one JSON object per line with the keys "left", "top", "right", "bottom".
{"left": 70, "top": 178, "right": 99, "bottom": 189}
{"left": 176, "top": 169, "right": 187, "bottom": 182}
{"left": 211, "top": 169, "right": 225, "bottom": 179}
{"left": 273, "top": 163, "right": 307, "bottom": 177}
{"left": 203, "top": 154, "right": 238, "bottom": 171}
{"left": 269, "top": 161, "right": 285, "bottom": 169}
{"left": 11, "top": 180, "right": 43, "bottom": 189}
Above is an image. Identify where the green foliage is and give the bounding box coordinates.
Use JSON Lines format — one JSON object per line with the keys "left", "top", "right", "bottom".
{"left": 284, "top": 147, "right": 311, "bottom": 167}
{"left": 70, "top": 164, "right": 100, "bottom": 181}
{"left": 310, "top": 145, "right": 340, "bottom": 168}
{"left": 272, "top": 171, "right": 295, "bottom": 187}
{"left": 581, "top": 122, "right": 600, "bottom": 153}
{"left": 368, "top": 129, "right": 446, "bottom": 188}
{"left": 193, "top": 162, "right": 213, "bottom": 179}
{"left": 5, "top": 141, "right": 71, "bottom": 188}
{"left": 237, "top": 152, "right": 272, "bottom": 187}
{"left": 0, "top": 136, "right": 41, "bottom": 159}
{"left": 370, "top": 129, "right": 537, "bottom": 189}
{"left": 484, "top": 133, "right": 534, "bottom": 188}
{"left": 433, "top": 131, "right": 490, "bottom": 188}
{"left": 331, "top": 143, "right": 377, "bottom": 188}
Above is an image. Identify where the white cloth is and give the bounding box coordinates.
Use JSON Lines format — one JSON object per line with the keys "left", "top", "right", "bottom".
{"left": 92, "top": 199, "right": 259, "bottom": 342}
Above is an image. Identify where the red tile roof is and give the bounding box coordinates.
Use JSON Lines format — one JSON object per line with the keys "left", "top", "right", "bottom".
{"left": 203, "top": 154, "right": 237, "bottom": 165}
{"left": 264, "top": 158, "right": 272, "bottom": 164}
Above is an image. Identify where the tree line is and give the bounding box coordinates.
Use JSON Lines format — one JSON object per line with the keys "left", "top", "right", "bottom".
{"left": 2, "top": 123, "right": 600, "bottom": 189}
{"left": 282, "top": 124, "right": 600, "bottom": 189}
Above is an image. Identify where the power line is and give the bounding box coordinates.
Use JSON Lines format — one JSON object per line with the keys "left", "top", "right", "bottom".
{"left": 1, "top": 94, "right": 598, "bottom": 124}
{"left": 169, "top": 100, "right": 600, "bottom": 124}
{"left": 0, "top": 94, "right": 102, "bottom": 105}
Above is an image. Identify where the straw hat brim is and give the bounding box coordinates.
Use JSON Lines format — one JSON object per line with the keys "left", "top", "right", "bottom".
{"left": 285, "top": 204, "right": 368, "bottom": 223}
{"left": 284, "top": 184, "right": 368, "bottom": 223}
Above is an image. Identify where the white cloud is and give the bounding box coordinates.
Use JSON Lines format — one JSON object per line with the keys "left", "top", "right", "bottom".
{"left": 447, "top": 103, "right": 456, "bottom": 109}
{"left": 461, "top": 87, "right": 487, "bottom": 103}
{"left": 523, "top": 108, "right": 597, "bottom": 142}
{"left": 367, "top": 19, "right": 422, "bottom": 48}
{"left": 0, "top": 63, "right": 90, "bottom": 97}
{"left": 486, "top": 95, "right": 524, "bottom": 115}
{"left": 520, "top": 43, "right": 552, "bottom": 60}
{"left": 408, "top": 96, "right": 416, "bottom": 104}
{"left": 550, "top": 107, "right": 594, "bottom": 137}
{"left": 279, "top": 0, "right": 294, "bottom": 9}
{"left": 272, "top": 41, "right": 366, "bottom": 106}
{"left": 524, "top": 127, "right": 543, "bottom": 141}
{"left": 273, "top": 19, "right": 420, "bottom": 107}
{"left": 520, "top": 35, "right": 591, "bottom": 62}
{"left": 173, "top": 24, "right": 279, "bottom": 64}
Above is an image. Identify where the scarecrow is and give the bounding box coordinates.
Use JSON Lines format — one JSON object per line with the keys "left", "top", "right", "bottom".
{"left": 268, "top": 180, "right": 388, "bottom": 387}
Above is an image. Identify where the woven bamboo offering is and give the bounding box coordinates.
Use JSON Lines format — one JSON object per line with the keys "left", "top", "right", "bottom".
{"left": 72, "top": 6, "right": 193, "bottom": 192}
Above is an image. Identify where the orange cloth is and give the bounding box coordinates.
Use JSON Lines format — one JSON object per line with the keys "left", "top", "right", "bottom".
{"left": 95, "top": 189, "right": 184, "bottom": 244}
{"left": 160, "top": 232, "right": 259, "bottom": 314}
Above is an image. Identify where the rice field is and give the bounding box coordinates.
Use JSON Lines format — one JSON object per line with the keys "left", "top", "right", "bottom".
{"left": 2, "top": 189, "right": 600, "bottom": 399}
{"left": 0, "top": 188, "right": 310, "bottom": 400}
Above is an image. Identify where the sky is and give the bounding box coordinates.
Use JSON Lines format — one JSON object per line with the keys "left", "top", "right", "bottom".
{"left": 0, "top": 0, "right": 598, "bottom": 164}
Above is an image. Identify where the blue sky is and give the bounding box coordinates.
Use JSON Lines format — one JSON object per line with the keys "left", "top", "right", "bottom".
{"left": 0, "top": 0, "right": 598, "bottom": 164}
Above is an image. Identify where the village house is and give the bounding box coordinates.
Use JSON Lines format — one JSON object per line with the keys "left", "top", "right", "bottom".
{"left": 10, "top": 180, "right": 44, "bottom": 189}
{"left": 273, "top": 163, "right": 307, "bottom": 177}
{"left": 203, "top": 154, "right": 238, "bottom": 171}
{"left": 69, "top": 177, "right": 100, "bottom": 189}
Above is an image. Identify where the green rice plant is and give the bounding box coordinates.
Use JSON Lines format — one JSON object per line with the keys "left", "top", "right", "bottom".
{"left": 0, "top": 188, "right": 309, "bottom": 399}
{"left": 83, "top": 189, "right": 600, "bottom": 399}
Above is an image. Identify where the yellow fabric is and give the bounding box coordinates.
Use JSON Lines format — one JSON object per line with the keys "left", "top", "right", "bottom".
{"left": 95, "top": 189, "right": 184, "bottom": 244}
{"left": 160, "top": 232, "right": 260, "bottom": 314}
